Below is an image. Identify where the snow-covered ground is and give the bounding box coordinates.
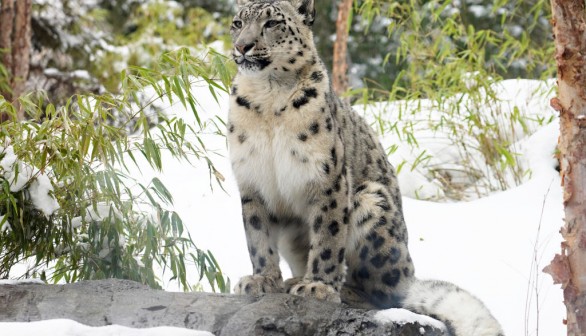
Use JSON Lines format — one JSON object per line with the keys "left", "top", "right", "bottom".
{"left": 1, "top": 78, "right": 565, "bottom": 335}
{"left": 0, "top": 320, "right": 214, "bottom": 336}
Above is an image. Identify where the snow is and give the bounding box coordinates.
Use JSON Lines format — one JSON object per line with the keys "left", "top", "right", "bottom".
{"left": 0, "top": 279, "right": 45, "bottom": 285}
{"left": 469, "top": 5, "right": 490, "bottom": 18}
{"left": 44, "top": 68, "right": 61, "bottom": 77}
{"left": 374, "top": 308, "right": 447, "bottom": 332}
{"left": 71, "top": 70, "right": 92, "bottom": 80}
{"left": 28, "top": 174, "right": 60, "bottom": 217}
{"left": 0, "top": 146, "right": 34, "bottom": 192}
{"left": 354, "top": 79, "right": 557, "bottom": 201}
{"left": 70, "top": 203, "right": 122, "bottom": 228}
{"left": 0, "top": 146, "right": 60, "bottom": 217}
{"left": 3, "top": 78, "right": 565, "bottom": 335}
{"left": 0, "top": 319, "right": 215, "bottom": 336}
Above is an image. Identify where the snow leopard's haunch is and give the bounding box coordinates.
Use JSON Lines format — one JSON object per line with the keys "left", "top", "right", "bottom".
{"left": 227, "top": 1, "right": 505, "bottom": 335}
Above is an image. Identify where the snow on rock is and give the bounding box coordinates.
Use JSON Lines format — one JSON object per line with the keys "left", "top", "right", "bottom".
{"left": 0, "top": 319, "right": 215, "bottom": 336}
{"left": 374, "top": 309, "right": 447, "bottom": 333}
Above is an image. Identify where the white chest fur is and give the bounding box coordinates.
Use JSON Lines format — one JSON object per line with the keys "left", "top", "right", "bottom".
{"left": 228, "top": 79, "right": 329, "bottom": 218}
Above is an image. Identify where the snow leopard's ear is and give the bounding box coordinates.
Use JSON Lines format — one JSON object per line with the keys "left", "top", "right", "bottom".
{"left": 291, "top": 0, "right": 315, "bottom": 26}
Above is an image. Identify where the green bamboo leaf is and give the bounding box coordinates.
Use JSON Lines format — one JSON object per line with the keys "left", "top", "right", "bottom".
{"left": 152, "top": 177, "right": 173, "bottom": 204}
{"left": 173, "top": 77, "right": 186, "bottom": 108}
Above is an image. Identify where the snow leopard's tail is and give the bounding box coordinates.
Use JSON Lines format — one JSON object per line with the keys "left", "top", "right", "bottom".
{"left": 402, "top": 279, "right": 505, "bottom": 336}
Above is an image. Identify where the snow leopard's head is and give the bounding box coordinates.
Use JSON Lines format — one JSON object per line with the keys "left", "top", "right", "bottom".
{"left": 230, "top": 0, "right": 316, "bottom": 73}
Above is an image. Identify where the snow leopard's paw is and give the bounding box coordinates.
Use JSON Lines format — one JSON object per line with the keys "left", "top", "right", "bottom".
{"left": 234, "top": 274, "right": 284, "bottom": 295}
{"left": 283, "top": 276, "right": 303, "bottom": 293}
{"left": 288, "top": 280, "right": 341, "bottom": 303}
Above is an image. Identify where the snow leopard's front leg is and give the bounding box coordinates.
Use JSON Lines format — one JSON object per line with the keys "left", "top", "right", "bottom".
{"left": 288, "top": 144, "right": 350, "bottom": 304}
{"left": 234, "top": 189, "right": 283, "bottom": 295}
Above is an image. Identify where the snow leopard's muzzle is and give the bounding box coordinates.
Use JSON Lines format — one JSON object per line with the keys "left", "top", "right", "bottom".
{"left": 233, "top": 42, "right": 272, "bottom": 72}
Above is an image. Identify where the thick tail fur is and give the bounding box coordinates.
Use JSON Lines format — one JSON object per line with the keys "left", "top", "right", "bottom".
{"left": 402, "top": 279, "right": 505, "bottom": 336}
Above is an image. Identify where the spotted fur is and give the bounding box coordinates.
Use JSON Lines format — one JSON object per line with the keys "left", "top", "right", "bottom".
{"left": 228, "top": 1, "right": 504, "bottom": 335}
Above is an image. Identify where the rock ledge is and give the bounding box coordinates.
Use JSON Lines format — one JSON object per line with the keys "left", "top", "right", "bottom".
{"left": 0, "top": 279, "right": 445, "bottom": 335}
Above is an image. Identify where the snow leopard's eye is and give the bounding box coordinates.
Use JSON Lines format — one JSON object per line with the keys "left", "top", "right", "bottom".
{"left": 264, "top": 20, "right": 281, "bottom": 29}
{"left": 232, "top": 20, "right": 243, "bottom": 29}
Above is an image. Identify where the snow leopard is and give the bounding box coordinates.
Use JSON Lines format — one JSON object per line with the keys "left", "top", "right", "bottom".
{"left": 226, "top": 1, "right": 505, "bottom": 335}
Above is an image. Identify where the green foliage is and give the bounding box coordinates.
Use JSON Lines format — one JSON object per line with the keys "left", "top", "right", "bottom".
{"left": 354, "top": 0, "right": 555, "bottom": 199}
{"left": 118, "top": 5, "right": 230, "bottom": 46}
{"left": 31, "top": 0, "right": 232, "bottom": 101}
{"left": 311, "top": 0, "right": 552, "bottom": 93}
{"left": 355, "top": 0, "right": 553, "bottom": 95}
{"left": 0, "top": 47, "right": 233, "bottom": 293}
{"left": 87, "top": 2, "right": 231, "bottom": 92}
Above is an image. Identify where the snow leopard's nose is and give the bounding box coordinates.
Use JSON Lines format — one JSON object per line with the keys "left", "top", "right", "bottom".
{"left": 235, "top": 42, "right": 255, "bottom": 55}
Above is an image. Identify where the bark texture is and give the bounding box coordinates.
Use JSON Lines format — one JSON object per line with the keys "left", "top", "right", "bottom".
{"left": 0, "top": 0, "right": 32, "bottom": 120}
{"left": 0, "top": 279, "right": 445, "bottom": 336}
{"left": 332, "top": 0, "right": 352, "bottom": 97}
{"left": 543, "top": 0, "right": 586, "bottom": 335}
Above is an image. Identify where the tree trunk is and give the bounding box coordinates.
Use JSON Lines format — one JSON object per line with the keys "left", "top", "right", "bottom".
{"left": 543, "top": 1, "right": 586, "bottom": 335}
{"left": 0, "top": 0, "right": 32, "bottom": 120}
{"left": 332, "top": 0, "right": 352, "bottom": 97}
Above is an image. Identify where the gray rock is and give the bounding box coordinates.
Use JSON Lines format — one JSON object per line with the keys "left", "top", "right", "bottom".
{"left": 0, "top": 279, "right": 445, "bottom": 336}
